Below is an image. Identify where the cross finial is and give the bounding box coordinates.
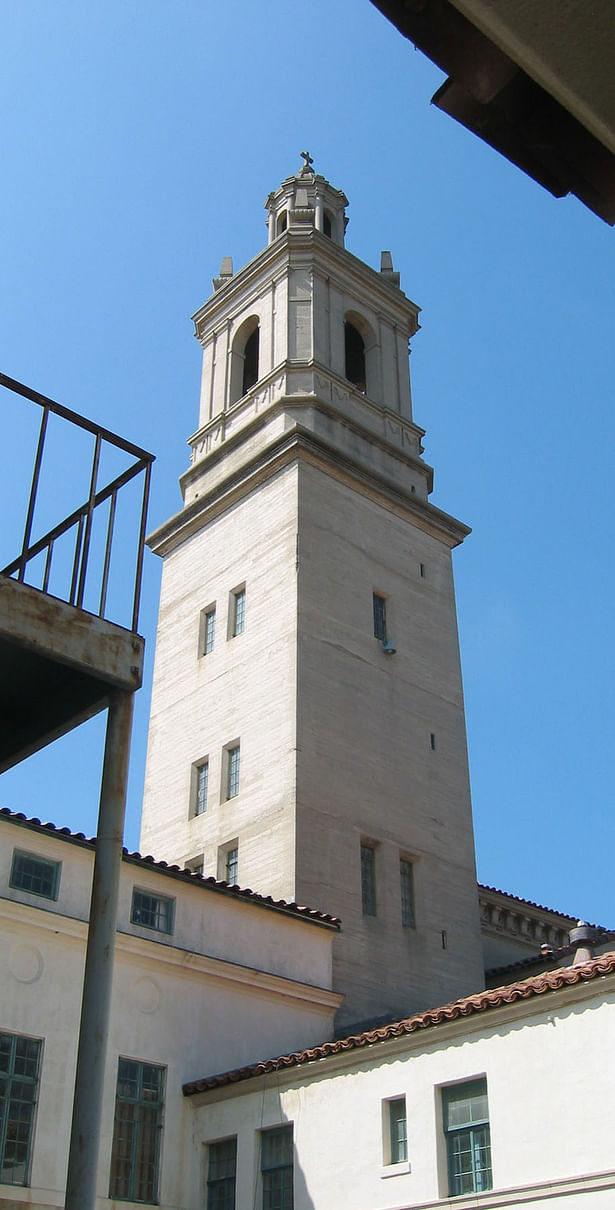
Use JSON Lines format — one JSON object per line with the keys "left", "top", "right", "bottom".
{"left": 300, "top": 150, "right": 314, "bottom": 174}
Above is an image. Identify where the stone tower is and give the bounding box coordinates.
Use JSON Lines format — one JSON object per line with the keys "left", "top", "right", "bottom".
{"left": 141, "top": 157, "right": 484, "bottom": 1028}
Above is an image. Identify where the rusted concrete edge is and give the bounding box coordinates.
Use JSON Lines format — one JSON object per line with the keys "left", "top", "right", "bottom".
{"left": 0, "top": 576, "right": 144, "bottom": 690}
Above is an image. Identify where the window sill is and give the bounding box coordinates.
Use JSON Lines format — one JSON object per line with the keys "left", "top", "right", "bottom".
{"left": 381, "top": 1161, "right": 411, "bottom": 1179}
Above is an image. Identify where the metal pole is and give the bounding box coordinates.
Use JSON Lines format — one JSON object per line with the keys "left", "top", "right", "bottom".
{"left": 64, "top": 689, "right": 134, "bottom": 1210}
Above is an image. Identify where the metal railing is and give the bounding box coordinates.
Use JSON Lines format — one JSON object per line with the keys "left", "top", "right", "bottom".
{"left": 1, "top": 372, "right": 155, "bottom": 634}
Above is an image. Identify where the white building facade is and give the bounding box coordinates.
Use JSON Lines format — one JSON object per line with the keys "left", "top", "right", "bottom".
{"left": 1, "top": 160, "right": 613, "bottom": 1210}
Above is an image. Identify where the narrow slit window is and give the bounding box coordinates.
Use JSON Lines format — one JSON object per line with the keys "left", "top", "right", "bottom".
{"left": 400, "top": 858, "right": 416, "bottom": 928}
{"left": 361, "top": 843, "right": 376, "bottom": 916}
{"left": 227, "top": 745, "right": 240, "bottom": 799}
{"left": 226, "top": 846, "right": 238, "bottom": 885}
{"left": 373, "top": 593, "right": 387, "bottom": 641}
{"left": 203, "top": 607, "right": 216, "bottom": 655}
{"left": 231, "top": 587, "right": 246, "bottom": 637}
{"left": 195, "top": 761, "right": 209, "bottom": 815}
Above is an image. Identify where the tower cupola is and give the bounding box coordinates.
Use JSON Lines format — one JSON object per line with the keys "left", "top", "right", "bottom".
{"left": 265, "top": 151, "right": 349, "bottom": 246}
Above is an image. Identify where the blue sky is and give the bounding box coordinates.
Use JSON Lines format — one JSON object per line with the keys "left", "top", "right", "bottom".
{"left": 1, "top": 1, "right": 614, "bottom": 927}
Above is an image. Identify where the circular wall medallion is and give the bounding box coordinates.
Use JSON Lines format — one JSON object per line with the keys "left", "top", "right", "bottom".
{"left": 133, "top": 977, "right": 161, "bottom": 1014}
{"left": 9, "top": 944, "right": 43, "bottom": 984}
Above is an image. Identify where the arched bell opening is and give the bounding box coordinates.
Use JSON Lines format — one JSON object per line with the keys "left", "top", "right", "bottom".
{"left": 344, "top": 321, "right": 366, "bottom": 393}
{"left": 229, "top": 316, "right": 260, "bottom": 405}
{"left": 344, "top": 311, "right": 378, "bottom": 398}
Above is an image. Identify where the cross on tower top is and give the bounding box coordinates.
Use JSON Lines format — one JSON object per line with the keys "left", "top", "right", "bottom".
{"left": 299, "top": 150, "right": 314, "bottom": 174}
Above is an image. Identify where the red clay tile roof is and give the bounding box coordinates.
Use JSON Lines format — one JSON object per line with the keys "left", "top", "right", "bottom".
{"left": 0, "top": 808, "right": 340, "bottom": 929}
{"left": 183, "top": 951, "right": 615, "bottom": 1096}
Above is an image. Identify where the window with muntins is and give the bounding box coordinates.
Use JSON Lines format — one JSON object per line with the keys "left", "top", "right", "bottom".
{"left": 131, "top": 889, "right": 174, "bottom": 935}
{"left": 196, "top": 761, "right": 209, "bottom": 815}
{"left": 373, "top": 593, "right": 387, "bottom": 641}
{"left": 231, "top": 587, "right": 245, "bottom": 636}
{"left": 207, "top": 1137, "right": 237, "bottom": 1210}
{"left": 361, "top": 843, "right": 376, "bottom": 916}
{"left": 261, "top": 1125, "right": 293, "bottom": 1210}
{"left": 388, "top": 1097, "right": 408, "bottom": 1164}
{"left": 443, "top": 1079, "right": 492, "bottom": 1197}
{"left": 225, "top": 847, "right": 238, "bottom": 885}
{"left": 400, "top": 858, "right": 416, "bottom": 928}
{"left": 10, "top": 851, "right": 59, "bottom": 899}
{"left": 0, "top": 1032, "right": 42, "bottom": 1185}
{"left": 227, "top": 745, "right": 240, "bottom": 799}
{"left": 109, "top": 1058, "right": 165, "bottom": 1203}
{"left": 203, "top": 607, "right": 216, "bottom": 655}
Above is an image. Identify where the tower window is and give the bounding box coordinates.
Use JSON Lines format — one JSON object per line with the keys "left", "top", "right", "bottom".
{"left": 199, "top": 605, "right": 216, "bottom": 656}
{"left": 323, "top": 211, "right": 332, "bottom": 238}
{"left": 373, "top": 593, "right": 387, "bottom": 641}
{"left": 344, "top": 321, "right": 366, "bottom": 392}
{"left": 193, "top": 759, "right": 209, "bottom": 816}
{"left": 242, "top": 327, "right": 259, "bottom": 396}
{"left": 217, "top": 839, "right": 239, "bottom": 884}
{"left": 226, "top": 846, "right": 238, "bottom": 885}
{"left": 360, "top": 842, "right": 377, "bottom": 916}
{"left": 277, "top": 211, "right": 288, "bottom": 235}
{"left": 230, "top": 585, "right": 246, "bottom": 637}
{"left": 224, "top": 743, "right": 241, "bottom": 800}
{"left": 400, "top": 858, "right": 416, "bottom": 928}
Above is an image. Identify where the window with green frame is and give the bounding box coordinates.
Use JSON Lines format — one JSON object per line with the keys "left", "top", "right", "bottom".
{"left": 206, "top": 1136, "right": 237, "bottom": 1210}
{"left": 10, "top": 850, "right": 60, "bottom": 899}
{"left": 109, "top": 1058, "right": 165, "bottom": 1203}
{"left": 387, "top": 1096, "right": 407, "bottom": 1164}
{"left": 443, "top": 1078, "right": 492, "bottom": 1197}
{"left": 130, "top": 889, "right": 174, "bottom": 934}
{"left": 261, "top": 1124, "right": 293, "bottom": 1210}
{"left": 0, "top": 1032, "right": 42, "bottom": 1185}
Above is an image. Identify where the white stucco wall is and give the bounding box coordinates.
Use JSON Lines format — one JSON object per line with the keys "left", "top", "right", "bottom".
{"left": 0, "top": 817, "right": 339, "bottom": 1210}
{"left": 190, "top": 977, "right": 615, "bottom": 1210}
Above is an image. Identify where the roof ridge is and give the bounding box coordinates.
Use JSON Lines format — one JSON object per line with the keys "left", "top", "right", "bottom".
{"left": 183, "top": 950, "right": 615, "bottom": 1096}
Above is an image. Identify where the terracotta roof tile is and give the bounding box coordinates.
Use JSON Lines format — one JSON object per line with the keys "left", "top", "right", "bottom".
{"left": 183, "top": 951, "right": 615, "bottom": 1096}
{"left": 0, "top": 807, "right": 340, "bottom": 928}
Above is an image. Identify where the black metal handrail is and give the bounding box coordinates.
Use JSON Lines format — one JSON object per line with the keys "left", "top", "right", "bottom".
{"left": 1, "top": 372, "right": 155, "bottom": 633}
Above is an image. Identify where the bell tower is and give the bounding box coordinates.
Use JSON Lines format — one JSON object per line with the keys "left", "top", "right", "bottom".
{"left": 141, "top": 157, "right": 484, "bottom": 1028}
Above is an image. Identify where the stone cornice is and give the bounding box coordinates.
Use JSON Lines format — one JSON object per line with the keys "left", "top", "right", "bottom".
{"left": 192, "top": 228, "right": 420, "bottom": 340}
{"left": 148, "top": 422, "right": 469, "bottom": 558}
{"left": 479, "top": 885, "right": 575, "bottom": 949}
